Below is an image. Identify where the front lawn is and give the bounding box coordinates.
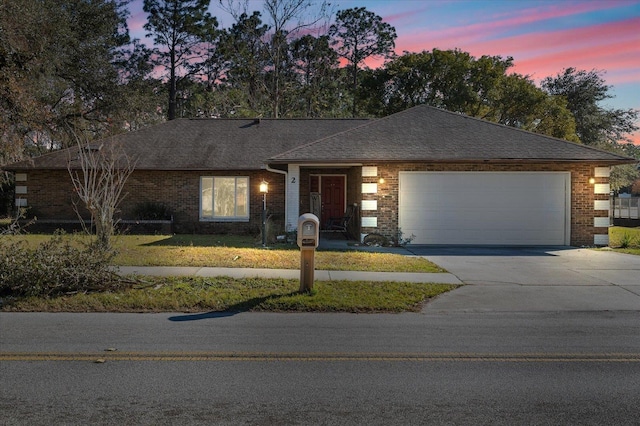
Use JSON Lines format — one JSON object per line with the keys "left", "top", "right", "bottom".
{"left": 608, "top": 226, "right": 640, "bottom": 255}
{"left": 2, "top": 233, "right": 444, "bottom": 272}
{"left": 0, "top": 233, "right": 455, "bottom": 313}
{"left": 1, "top": 277, "right": 457, "bottom": 313}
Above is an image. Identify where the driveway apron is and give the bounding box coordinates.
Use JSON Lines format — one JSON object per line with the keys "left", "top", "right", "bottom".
{"left": 406, "top": 246, "right": 640, "bottom": 312}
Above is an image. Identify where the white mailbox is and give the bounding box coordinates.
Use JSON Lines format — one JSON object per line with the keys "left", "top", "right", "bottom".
{"left": 297, "top": 213, "right": 319, "bottom": 250}
{"left": 297, "top": 213, "right": 319, "bottom": 292}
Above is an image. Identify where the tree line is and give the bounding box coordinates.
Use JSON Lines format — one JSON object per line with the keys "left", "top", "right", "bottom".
{"left": 1, "top": 0, "right": 638, "bottom": 183}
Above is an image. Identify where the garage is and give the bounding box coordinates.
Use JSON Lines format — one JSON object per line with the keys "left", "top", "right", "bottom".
{"left": 398, "top": 171, "right": 571, "bottom": 245}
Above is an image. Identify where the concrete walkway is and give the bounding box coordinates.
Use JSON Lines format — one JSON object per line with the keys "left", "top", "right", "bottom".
{"left": 116, "top": 266, "right": 463, "bottom": 285}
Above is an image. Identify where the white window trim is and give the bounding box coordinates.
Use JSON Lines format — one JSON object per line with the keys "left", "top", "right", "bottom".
{"left": 200, "top": 176, "right": 250, "bottom": 222}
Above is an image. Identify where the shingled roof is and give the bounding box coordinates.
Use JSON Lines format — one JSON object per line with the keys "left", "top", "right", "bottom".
{"left": 6, "top": 106, "right": 635, "bottom": 172}
{"left": 268, "top": 105, "right": 635, "bottom": 165}
{"left": 7, "top": 117, "right": 369, "bottom": 171}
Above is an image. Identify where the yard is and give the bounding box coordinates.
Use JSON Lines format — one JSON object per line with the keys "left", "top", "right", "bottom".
{"left": 7, "top": 228, "right": 636, "bottom": 314}
{"left": 2, "top": 233, "right": 444, "bottom": 272}
{"left": 0, "top": 233, "right": 454, "bottom": 313}
{"left": 608, "top": 226, "right": 640, "bottom": 255}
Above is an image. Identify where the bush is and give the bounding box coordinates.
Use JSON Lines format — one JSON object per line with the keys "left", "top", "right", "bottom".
{"left": 618, "top": 232, "right": 639, "bottom": 249}
{"left": 132, "top": 202, "right": 172, "bottom": 220}
{"left": 0, "top": 232, "right": 124, "bottom": 298}
{"left": 363, "top": 233, "right": 389, "bottom": 246}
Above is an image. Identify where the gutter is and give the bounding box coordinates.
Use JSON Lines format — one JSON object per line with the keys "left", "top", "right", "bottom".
{"left": 265, "top": 164, "right": 287, "bottom": 178}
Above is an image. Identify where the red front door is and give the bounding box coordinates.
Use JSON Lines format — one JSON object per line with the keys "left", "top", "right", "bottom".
{"left": 321, "top": 176, "right": 345, "bottom": 228}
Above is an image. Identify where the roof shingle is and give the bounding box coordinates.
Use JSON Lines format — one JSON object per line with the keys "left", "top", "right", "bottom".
{"left": 6, "top": 118, "right": 369, "bottom": 171}
{"left": 6, "top": 106, "right": 635, "bottom": 171}
{"left": 268, "top": 105, "right": 634, "bottom": 164}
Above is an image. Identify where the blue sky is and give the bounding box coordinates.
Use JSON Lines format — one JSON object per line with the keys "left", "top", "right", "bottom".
{"left": 128, "top": 0, "right": 640, "bottom": 143}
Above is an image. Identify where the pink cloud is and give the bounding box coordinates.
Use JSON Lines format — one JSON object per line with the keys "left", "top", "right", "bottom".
{"left": 505, "top": 38, "right": 639, "bottom": 79}
{"left": 396, "top": 0, "right": 623, "bottom": 52}
{"left": 383, "top": 6, "right": 431, "bottom": 27}
{"left": 482, "top": 1, "right": 629, "bottom": 31}
{"left": 396, "top": 17, "right": 640, "bottom": 85}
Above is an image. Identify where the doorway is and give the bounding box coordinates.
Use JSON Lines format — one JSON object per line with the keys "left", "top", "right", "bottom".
{"left": 313, "top": 175, "right": 346, "bottom": 228}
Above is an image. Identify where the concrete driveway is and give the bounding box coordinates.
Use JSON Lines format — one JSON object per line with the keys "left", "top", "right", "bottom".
{"left": 406, "top": 246, "right": 640, "bottom": 312}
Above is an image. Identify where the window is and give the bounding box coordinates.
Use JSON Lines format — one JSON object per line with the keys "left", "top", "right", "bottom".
{"left": 201, "top": 176, "right": 249, "bottom": 221}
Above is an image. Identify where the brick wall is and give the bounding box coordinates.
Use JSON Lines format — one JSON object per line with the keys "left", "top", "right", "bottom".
{"left": 361, "top": 162, "right": 608, "bottom": 247}
{"left": 17, "top": 169, "right": 286, "bottom": 235}
{"left": 15, "top": 162, "right": 610, "bottom": 246}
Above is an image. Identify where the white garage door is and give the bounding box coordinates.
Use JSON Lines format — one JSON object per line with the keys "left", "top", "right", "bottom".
{"left": 398, "top": 172, "right": 570, "bottom": 245}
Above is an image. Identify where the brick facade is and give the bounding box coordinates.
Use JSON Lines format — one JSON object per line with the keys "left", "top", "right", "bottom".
{"left": 18, "top": 169, "right": 286, "bottom": 235}
{"left": 16, "top": 161, "right": 609, "bottom": 246}
{"left": 355, "top": 162, "right": 608, "bottom": 247}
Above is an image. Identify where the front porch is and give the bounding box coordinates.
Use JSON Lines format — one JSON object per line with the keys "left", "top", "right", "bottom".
{"left": 298, "top": 167, "right": 363, "bottom": 240}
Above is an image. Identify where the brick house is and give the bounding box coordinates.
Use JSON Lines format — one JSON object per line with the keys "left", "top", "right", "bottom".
{"left": 6, "top": 105, "right": 636, "bottom": 246}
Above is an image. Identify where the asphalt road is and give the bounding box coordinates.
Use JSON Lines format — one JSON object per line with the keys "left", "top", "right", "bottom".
{"left": 2, "top": 311, "right": 640, "bottom": 425}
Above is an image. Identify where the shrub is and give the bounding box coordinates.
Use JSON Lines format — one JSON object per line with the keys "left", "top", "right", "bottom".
{"left": 132, "top": 202, "right": 172, "bottom": 220}
{"left": 0, "top": 232, "right": 124, "bottom": 298}
{"left": 618, "top": 232, "right": 639, "bottom": 249}
{"left": 363, "top": 233, "right": 389, "bottom": 246}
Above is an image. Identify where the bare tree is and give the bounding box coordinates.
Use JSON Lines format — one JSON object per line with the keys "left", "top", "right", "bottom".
{"left": 219, "top": 0, "right": 331, "bottom": 117}
{"left": 263, "top": 0, "right": 330, "bottom": 117}
{"left": 68, "top": 136, "right": 136, "bottom": 250}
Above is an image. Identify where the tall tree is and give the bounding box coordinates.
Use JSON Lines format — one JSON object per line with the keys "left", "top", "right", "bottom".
{"left": 217, "top": 11, "right": 270, "bottom": 116}
{"left": 328, "top": 7, "right": 396, "bottom": 117}
{"left": 220, "top": 0, "right": 331, "bottom": 117}
{"left": 262, "top": 0, "right": 329, "bottom": 117}
{"left": 113, "top": 39, "right": 165, "bottom": 130}
{"left": 541, "top": 68, "right": 639, "bottom": 145}
{"left": 1, "top": 0, "right": 132, "bottom": 168}
{"left": 143, "top": 0, "right": 218, "bottom": 120}
{"left": 488, "top": 73, "right": 579, "bottom": 142}
{"left": 290, "top": 35, "right": 341, "bottom": 117}
{"left": 360, "top": 49, "right": 578, "bottom": 141}
{"left": 361, "top": 50, "right": 510, "bottom": 116}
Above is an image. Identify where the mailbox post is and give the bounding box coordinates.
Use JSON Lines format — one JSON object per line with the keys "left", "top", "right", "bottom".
{"left": 297, "top": 213, "right": 319, "bottom": 292}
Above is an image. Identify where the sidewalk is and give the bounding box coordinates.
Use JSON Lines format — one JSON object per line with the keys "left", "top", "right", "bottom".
{"left": 116, "top": 266, "right": 463, "bottom": 285}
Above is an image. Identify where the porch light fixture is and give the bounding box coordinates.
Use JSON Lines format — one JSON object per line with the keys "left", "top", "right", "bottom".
{"left": 260, "top": 181, "right": 268, "bottom": 247}
{"left": 378, "top": 177, "right": 385, "bottom": 184}
{"left": 589, "top": 177, "right": 596, "bottom": 185}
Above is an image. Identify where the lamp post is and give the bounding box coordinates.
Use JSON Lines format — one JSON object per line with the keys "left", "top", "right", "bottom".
{"left": 260, "top": 181, "right": 268, "bottom": 247}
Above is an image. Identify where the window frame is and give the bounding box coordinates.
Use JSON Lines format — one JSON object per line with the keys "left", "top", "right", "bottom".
{"left": 200, "top": 176, "right": 250, "bottom": 222}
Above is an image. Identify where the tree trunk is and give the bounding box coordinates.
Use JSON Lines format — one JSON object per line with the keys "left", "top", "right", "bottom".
{"left": 168, "top": 46, "right": 177, "bottom": 120}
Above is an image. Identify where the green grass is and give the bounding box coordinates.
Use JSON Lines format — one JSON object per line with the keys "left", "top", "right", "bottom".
{"left": 2, "top": 233, "right": 444, "bottom": 272}
{"left": 608, "top": 226, "right": 640, "bottom": 255}
{"left": 1, "top": 277, "right": 458, "bottom": 313}
{"left": 0, "top": 233, "right": 454, "bottom": 313}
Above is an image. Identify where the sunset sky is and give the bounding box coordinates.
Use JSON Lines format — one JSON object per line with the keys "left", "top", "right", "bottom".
{"left": 127, "top": 0, "right": 640, "bottom": 144}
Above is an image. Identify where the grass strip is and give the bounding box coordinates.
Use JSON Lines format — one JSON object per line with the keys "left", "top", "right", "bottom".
{"left": 2, "top": 234, "right": 444, "bottom": 272}
{"left": 604, "top": 226, "right": 640, "bottom": 255}
{"left": 1, "top": 276, "right": 458, "bottom": 313}
{"left": 115, "top": 246, "right": 443, "bottom": 272}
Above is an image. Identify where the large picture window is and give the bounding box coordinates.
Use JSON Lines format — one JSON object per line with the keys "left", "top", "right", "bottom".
{"left": 201, "top": 176, "right": 249, "bottom": 221}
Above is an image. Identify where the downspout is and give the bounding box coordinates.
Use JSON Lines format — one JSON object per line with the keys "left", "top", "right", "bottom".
{"left": 265, "top": 165, "right": 289, "bottom": 231}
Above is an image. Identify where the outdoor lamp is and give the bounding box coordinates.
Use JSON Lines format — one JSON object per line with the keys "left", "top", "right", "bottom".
{"left": 589, "top": 177, "right": 596, "bottom": 185}
{"left": 260, "top": 181, "right": 268, "bottom": 246}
